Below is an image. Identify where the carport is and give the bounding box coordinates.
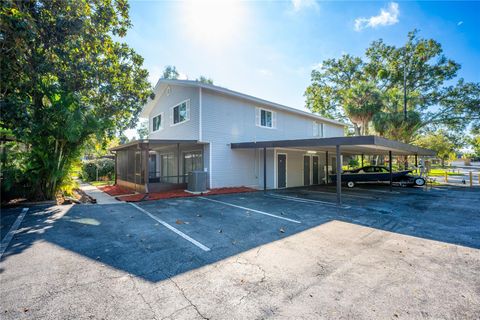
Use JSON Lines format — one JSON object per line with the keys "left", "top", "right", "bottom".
{"left": 231, "top": 135, "right": 436, "bottom": 205}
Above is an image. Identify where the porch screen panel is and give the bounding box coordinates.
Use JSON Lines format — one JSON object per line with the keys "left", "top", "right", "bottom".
{"left": 116, "top": 149, "right": 137, "bottom": 183}
{"left": 117, "top": 150, "right": 128, "bottom": 181}
{"left": 127, "top": 149, "right": 136, "bottom": 183}
{"left": 183, "top": 151, "right": 203, "bottom": 174}
{"left": 160, "top": 153, "right": 176, "bottom": 183}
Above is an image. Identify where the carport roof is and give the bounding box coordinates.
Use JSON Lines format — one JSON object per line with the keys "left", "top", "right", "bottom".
{"left": 110, "top": 139, "right": 199, "bottom": 151}
{"left": 230, "top": 135, "right": 436, "bottom": 156}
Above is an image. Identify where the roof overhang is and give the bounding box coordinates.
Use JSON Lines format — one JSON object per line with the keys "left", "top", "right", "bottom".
{"left": 110, "top": 139, "right": 200, "bottom": 152}
{"left": 231, "top": 136, "right": 436, "bottom": 156}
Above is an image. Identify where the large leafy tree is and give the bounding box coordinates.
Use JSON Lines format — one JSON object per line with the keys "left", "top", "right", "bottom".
{"left": 1, "top": 0, "right": 152, "bottom": 199}
{"left": 415, "top": 131, "right": 459, "bottom": 167}
{"left": 469, "top": 128, "right": 480, "bottom": 158}
{"left": 136, "top": 120, "right": 148, "bottom": 139}
{"left": 162, "top": 65, "right": 179, "bottom": 80}
{"left": 305, "top": 30, "right": 480, "bottom": 143}
{"left": 196, "top": 75, "right": 213, "bottom": 85}
{"left": 343, "top": 82, "right": 382, "bottom": 135}
{"left": 305, "top": 54, "right": 364, "bottom": 122}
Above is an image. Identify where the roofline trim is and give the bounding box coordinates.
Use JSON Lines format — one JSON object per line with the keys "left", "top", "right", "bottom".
{"left": 141, "top": 79, "right": 346, "bottom": 127}
{"left": 110, "top": 139, "right": 199, "bottom": 151}
{"left": 230, "top": 135, "right": 436, "bottom": 156}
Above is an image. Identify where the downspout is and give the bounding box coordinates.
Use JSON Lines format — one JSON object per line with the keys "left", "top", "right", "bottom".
{"left": 199, "top": 87, "right": 203, "bottom": 142}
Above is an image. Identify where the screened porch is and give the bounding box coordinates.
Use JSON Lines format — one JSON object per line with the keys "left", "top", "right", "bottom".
{"left": 111, "top": 140, "right": 206, "bottom": 193}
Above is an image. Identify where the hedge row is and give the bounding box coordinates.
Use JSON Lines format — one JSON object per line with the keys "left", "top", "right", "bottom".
{"left": 81, "top": 158, "right": 115, "bottom": 181}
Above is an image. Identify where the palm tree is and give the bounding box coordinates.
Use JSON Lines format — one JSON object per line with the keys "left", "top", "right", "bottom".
{"left": 343, "top": 82, "right": 382, "bottom": 136}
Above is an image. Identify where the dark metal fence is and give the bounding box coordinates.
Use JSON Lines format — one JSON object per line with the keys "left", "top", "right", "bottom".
{"left": 148, "top": 173, "right": 187, "bottom": 184}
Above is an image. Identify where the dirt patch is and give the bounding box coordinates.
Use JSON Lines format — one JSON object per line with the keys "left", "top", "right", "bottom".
{"left": 56, "top": 189, "right": 96, "bottom": 205}
{"left": 117, "top": 187, "right": 257, "bottom": 202}
{"left": 99, "top": 185, "right": 135, "bottom": 196}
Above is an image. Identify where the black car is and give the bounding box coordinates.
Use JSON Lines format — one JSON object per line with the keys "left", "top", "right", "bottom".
{"left": 330, "top": 165, "right": 426, "bottom": 188}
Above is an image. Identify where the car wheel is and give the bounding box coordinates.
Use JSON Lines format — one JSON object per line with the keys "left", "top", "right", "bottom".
{"left": 347, "top": 181, "right": 355, "bottom": 188}
{"left": 414, "top": 178, "right": 425, "bottom": 186}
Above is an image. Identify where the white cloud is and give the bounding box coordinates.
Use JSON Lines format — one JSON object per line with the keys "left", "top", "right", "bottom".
{"left": 178, "top": 72, "right": 189, "bottom": 80}
{"left": 354, "top": 2, "right": 399, "bottom": 31}
{"left": 311, "top": 62, "right": 323, "bottom": 70}
{"left": 457, "top": 21, "right": 464, "bottom": 26}
{"left": 291, "top": 0, "right": 319, "bottom": 12}
{"left": 258, "top": 68, "right": 273, "bottom": 77}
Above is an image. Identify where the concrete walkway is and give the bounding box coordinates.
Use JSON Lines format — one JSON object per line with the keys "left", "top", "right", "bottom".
{"left": 79, "top": 182, "right": 122, "bottom": 204}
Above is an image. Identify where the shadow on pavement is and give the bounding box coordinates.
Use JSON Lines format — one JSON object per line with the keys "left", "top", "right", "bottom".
{"left": 1, "top": 186, "right": 479, "bottom": 283}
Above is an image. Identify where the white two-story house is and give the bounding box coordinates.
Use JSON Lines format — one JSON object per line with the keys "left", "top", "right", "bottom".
{"left": 112, "top": 79, "right": 433, "bottom": 194}
{"left": 112, "top": 79, "right": 345, "bottom": 193}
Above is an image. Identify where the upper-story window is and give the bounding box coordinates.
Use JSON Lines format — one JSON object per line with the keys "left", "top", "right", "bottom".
{"left": 313, "top": 121, "right": 324, "bottom": 137}
{"left": 256, "top": 107, "right": 276, "bottom": 129}
{"left": 152, "top": 113, "right": 163, "bottom": 132}
{"left": 171, "top": 100, "right": 190, "bottom": 125}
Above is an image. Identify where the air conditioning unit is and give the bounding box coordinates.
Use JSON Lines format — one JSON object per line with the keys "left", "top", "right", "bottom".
{"left": 187, "top": 171, "right": 207, "bottom": 193}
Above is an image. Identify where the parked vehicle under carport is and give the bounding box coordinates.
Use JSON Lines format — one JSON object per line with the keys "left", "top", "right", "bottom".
{"left": 329, "top": 165, "right": 426, "bottom": 188}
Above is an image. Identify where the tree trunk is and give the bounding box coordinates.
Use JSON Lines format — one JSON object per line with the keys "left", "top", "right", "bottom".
{"left": 353, "top": 124, "right": 361, "bottom": 136}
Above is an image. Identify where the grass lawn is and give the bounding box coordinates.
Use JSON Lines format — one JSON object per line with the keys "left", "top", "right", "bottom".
{"left": 428, "top": 169, "right": 464, "bottom": 177}
{"left": 90, "top": 180, "right": 114, "bottom": 187}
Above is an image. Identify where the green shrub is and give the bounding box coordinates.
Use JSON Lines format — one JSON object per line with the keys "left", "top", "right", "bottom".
{"left": 81, "top": 158, "right": 115, "bottom": 181}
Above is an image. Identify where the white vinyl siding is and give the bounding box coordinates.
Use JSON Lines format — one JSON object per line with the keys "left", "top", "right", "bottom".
{"left": 171, "top": 100, "right": 190, "bottom": 126}
{"left": 148, "top": 85, "right": 199, "bottom": 140}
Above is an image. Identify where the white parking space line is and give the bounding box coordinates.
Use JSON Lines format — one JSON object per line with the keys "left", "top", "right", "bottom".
{"left": 267, "top": 193, "right": 351, "bottom": 209}
{"left": 129, "top": 203, "right": 210, "bottom": 252}
{"left": 352, "top": 188, "right": 401, "bottom": 194}
{"left": 0, "top": 208, "right": 29, "bottom": 261}
{"left": 306, "top": 189, "right": 377, "bottom": 200}
{"left": 321, "top": 186, "right": 401, "bottom": 195}
{"left": 198, "top": 197, "right": 301, "bottom": 224}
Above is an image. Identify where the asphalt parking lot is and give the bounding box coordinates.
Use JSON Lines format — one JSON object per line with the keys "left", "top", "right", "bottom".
{"left": 1, "top": 185, "right": 479, "bottom": 319}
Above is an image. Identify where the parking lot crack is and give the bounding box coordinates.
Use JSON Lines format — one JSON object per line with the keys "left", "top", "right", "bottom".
{"left": 160, "top": 305, "right": 191, "bottom": 320}
{"left": 129, "top": 277, "right": 160, "bottom": 320}
{"left": 254, "top": 246, "right": 263, "bottom": 259}
{"left": 232, "top": 258, "right": 268, "bottom": 306}
{"left": 168, "top": 277, "right": 209, "bottom": 320}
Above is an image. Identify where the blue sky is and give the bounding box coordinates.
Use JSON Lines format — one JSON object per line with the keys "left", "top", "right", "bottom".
{"left": 123, "top": 0, "right": 479, "bottom": 128}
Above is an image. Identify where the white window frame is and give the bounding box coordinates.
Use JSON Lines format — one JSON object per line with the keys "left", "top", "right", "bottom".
{"left": 256, "top": 107, "right": 276, "bottom": 129}
{"left": 170, "top": 99, "right": 190, "bottom": 126}
{"left": 313, "top": 121, "right": 324, "bottom": 137}
{"left": 151, "top": 112, "right": 164, "bottom": 132}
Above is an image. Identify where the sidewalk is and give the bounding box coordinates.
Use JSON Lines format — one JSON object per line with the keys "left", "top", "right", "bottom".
{"left": 79, "top": 182, "right": 122, "bottom": 204}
